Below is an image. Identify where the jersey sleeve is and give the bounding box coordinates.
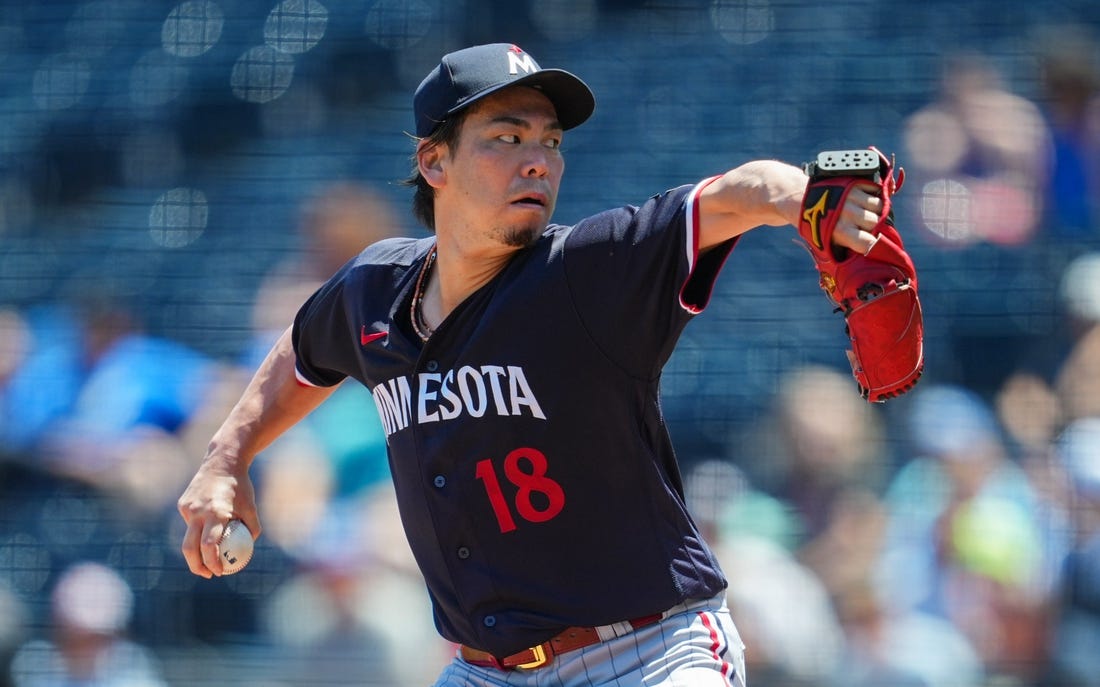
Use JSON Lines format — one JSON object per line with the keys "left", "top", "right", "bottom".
{"left": 562, "top": 177, "right": 736, "bottom": 375}
{"left": 291, "top": 260, "right": 358, "bottom": 387}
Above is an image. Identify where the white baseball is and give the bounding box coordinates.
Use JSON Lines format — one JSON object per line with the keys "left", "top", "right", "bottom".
{"left": 217, "top": 519, "right": 254, "bottom": 575}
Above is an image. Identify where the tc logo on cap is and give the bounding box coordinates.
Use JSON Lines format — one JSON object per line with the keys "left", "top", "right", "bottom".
{"left": 507, "top": 45, "right": 538, "bottom": 75}
{"left": 412, "top": 43, "right": 596, "bottom": 137}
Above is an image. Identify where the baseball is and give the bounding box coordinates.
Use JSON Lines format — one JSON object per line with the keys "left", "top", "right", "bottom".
{"left": 217, "top": 519, "right": 254, "bottom": 575}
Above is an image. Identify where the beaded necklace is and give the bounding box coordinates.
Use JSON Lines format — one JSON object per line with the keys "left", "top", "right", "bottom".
{"left": 410, "top": 245, "right": 437, "bottom": 343}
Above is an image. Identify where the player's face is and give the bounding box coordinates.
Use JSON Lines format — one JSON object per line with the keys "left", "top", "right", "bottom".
{"left": 445, "top": 87, "right": 564, "bottom": 248}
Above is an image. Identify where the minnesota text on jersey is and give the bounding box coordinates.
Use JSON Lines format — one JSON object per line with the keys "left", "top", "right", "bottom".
{"left": 371, "top": 364, "right": 547, "bottom": 437}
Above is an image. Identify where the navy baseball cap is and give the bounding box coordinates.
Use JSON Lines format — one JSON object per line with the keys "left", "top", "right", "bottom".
{"left": 413, "top": 43, "right": 595, "bottom": 137}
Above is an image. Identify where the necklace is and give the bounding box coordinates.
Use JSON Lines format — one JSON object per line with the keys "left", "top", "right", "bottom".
{"left": 410, "top": 245, "right": 437, "bottom": 343}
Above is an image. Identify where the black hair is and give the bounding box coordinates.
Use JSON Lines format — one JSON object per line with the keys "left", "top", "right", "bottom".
{"left": 401, "top": 111, "right": 468, "bottom": 231}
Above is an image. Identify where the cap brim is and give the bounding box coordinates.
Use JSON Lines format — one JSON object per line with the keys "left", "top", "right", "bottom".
{"left": 445, "top": 68, "right": 595, "bottom": 131}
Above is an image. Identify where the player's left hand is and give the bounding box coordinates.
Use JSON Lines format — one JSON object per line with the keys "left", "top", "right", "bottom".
{"left": 797, "top": 147, "right": 924, "bottom": 402}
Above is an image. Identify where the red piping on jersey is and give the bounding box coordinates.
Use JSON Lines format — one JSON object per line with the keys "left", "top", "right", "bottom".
{"left": 679, "top": 175, "right": 735, "bottom": 315}
{"left": 294, "top": 366, "right": 320, "bottom": 388}
{"left": 699, "top": 610, "right": 735, "bottom": 684}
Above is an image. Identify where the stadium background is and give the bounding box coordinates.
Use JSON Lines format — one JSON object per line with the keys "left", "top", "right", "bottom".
{"left": 2, "top": 0, "right": 1100, "bottom": 685}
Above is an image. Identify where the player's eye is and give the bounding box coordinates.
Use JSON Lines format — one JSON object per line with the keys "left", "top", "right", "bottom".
{"left": 544, "top": 137, "right": 561, "bottom": 150}
{"left": 497, "top": 134, "right": 520, "bottom": 144}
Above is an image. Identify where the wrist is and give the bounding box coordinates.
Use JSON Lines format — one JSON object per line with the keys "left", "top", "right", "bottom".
{"left": 203, "top": 440, "right": 251, "bottom": 472}
{"left": 781, "top": 167, "right": 810, "bottom": 227}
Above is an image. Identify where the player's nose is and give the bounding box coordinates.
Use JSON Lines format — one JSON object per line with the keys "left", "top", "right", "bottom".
{"left": 522, "top": 159, "right": 547, "bottom": 178}
{"left": 520, "top": 145, "right": 554, "bottom": 178}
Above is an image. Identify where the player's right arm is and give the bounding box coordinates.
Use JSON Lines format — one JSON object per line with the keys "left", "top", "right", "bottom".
{"left": 177, "top": 325, "right": 336, "bottom": 578}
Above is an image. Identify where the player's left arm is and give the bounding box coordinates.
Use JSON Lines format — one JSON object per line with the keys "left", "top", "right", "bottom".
{"left": 704, "top": 150, "right": 924, "bottom": 401}
{"left": 695, "top": 159, "right": 880, "bottom": 253}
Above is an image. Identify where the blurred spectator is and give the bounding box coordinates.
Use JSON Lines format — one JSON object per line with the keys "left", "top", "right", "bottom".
{"left": 993, "top": 251, "right": 1100, "bottom": 457}
{"left": 1035, "top": 24, "right": 1100, "bottom": 242}
{"left": 253, "top": 432, "right": 338, "bottom": 558}
{"left": 262, "top": 522, "right": 401, "bottom": 687}
{"left": 731, "top": 368, "right": 986, "bottom": 687}
{"left": 1056, "top": 311, "right": 1100, "bottom": 378}
{"left": 245, "top": 182, "right": 406, "bottom": 498}
{"left": 352, "top": 484, "right": 455, "bottom": 686}
{"left": 737, "top": 366, "right": 886, "bottom": 510}
{"left": 800, "top": 489, "right": 889, "bottom": 625}
{"left": 735, "top": 366, "right": 890, "bottom": 597}
{"left": 1048, "top": 418, "right": 1100, "bottom": 687}
{"left": 35, "top": 294, "right": 212, "bottom": 515}
{"left": 766, "top": 366, "right": 887, "bottom": 544}
{"left": 901, "top": 52, "right": 1052, "bottom": 247}
{"left": 994, "top": 370, "right": 1076, "bottom": 598}
{"left": 260, "top": 484, "right": 452, "bottom": 687}
{"left": 836, "top": 584, "right": 984, "bottom": 687}
{"left": 8, "top": 562, "right": 166, "bottom": 686}
{"left": 0, "top": 306, "right": 83, "bottom": 458}
{"left": 996, "top": 370, "right": 1064, "bottom": 461}
{"left": 1059, "top": 251, "right": 1100, "bottom": 341}
{"left": 247, "top": 181, "right": 406, "bottom": 363}
{"left": 878, "top": 385, "right": 1060, "bottom": 684}
{"left": 717, "top": 532, "right": 981, "bottom": 687}
{"left": 0, "top": 291, "right": 214, "bottom": 517}
{"left": 714, "top": 535, "right": 843, "bottom": 687}
{"left": 830, "top": 581, "right": 933, "bottom": 687}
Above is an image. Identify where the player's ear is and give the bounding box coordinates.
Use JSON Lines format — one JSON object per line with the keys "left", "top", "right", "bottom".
{"left": 417, "top": 139, "right": 447, "bottom": 190}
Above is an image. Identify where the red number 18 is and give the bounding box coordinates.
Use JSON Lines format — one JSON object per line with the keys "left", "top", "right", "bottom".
{"left": 475, "top": 447, "right": 565, "bottom": 533}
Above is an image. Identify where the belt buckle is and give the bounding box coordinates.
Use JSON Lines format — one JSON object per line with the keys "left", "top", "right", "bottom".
{"left": 515, "top": 644, "right": 549, "bottom": 670}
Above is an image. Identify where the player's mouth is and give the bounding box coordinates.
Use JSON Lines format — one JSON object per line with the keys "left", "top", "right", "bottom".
{"left": 511, "top": 192, "right": 548, "bottom": 209}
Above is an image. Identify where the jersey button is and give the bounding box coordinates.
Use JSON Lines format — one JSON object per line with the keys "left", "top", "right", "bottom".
{"left": 483, "top": 616, "right": 497, "bottom": 628}
{"left": 457, "top": 546, "right": 470, "bottom": 559}
{"left": 433, "top": 475, "right": 446, "bottom": 488}
{"left": 426, "top": 360, "right": 439, "bottom": 372}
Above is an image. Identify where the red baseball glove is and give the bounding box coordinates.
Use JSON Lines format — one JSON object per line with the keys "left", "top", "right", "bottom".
{"left": 797, "top": 147, "right": 924, "bottom": 402}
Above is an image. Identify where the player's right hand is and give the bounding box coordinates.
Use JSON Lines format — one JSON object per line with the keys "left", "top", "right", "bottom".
{"left": 830, "top": 182, "right": 885, "bottom": 255}
{"left": 177, "top": 454, "right": 261, "bottom": 578}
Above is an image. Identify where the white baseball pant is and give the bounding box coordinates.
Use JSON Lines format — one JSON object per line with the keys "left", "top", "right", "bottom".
{"left": 431, "top": 593, "right": 746, "bottom": 687}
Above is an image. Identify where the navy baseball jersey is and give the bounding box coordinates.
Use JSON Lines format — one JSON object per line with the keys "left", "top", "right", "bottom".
{"left": 293, "top": 178, "right": 736, "bottom": 657}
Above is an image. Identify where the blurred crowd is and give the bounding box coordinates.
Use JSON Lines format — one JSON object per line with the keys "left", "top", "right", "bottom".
{"left": 0, "top": 181, "right": 453, "bottom": 686}
{"left": 2, "top": 7, "right": 1100, "bottom": 687}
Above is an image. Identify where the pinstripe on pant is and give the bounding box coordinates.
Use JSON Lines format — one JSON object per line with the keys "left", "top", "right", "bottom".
{"left": 431, "top": 594, "right": 746, "bottom": 687}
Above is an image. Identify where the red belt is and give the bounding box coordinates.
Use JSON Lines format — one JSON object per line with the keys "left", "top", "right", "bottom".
{"left": 459, "top": 613, "right": 663, "bottom": 670}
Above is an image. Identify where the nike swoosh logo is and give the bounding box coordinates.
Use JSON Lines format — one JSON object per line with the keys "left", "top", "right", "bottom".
{"left": 361, "top": 325, "right": 387, "bottom": 346}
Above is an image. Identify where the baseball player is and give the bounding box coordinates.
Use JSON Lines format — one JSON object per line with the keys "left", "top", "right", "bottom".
{"left": 178, "top": 43, "right": 920, "bottom": 686}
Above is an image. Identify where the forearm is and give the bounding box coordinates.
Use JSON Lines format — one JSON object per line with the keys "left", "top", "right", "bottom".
{"left": 178, "top": 325, "right": 333, "bottom": 577}
{"left": 697, "top": 160, "right": 808, "bottom": 250}
{"left": 206, "top": 326, "right": 335, "bottom": 468}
